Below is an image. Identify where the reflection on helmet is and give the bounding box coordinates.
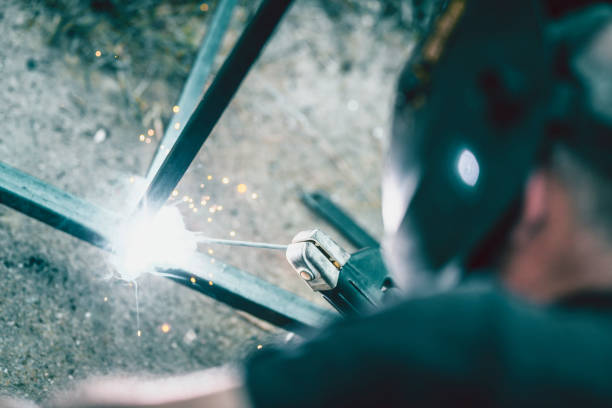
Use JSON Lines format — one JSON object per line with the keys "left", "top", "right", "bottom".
{"left": 457, "top": 149, "right": 479, "bottom": 187}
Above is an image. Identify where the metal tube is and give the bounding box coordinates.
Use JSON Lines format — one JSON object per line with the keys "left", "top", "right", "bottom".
{"left": 0, "top": 161, "right": 119, "bottom": 251}
{"left": 140, "top": 0, "right": 295, "bottom": 214}
{"left": 145, "top": 0, "right": 237, "bottom": 180}
{"left": 301, "top": 191, "right": 380, "bottom": 249}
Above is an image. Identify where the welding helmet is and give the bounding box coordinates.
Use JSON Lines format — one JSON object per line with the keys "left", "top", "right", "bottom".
{"left": 382, "top": 0, "right": 612, "bottom": 292}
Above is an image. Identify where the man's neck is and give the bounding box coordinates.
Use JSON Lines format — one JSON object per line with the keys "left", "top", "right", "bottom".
{"left": 519, "top": 229, "right": 612, "bottom": 304}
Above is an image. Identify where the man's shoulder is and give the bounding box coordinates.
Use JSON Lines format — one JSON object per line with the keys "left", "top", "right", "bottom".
{"left": 246, "top": 286, "right": 612, "bottom": 407}
{"left": 359, "top": 285, "right": 508, "bottom": 329}
{"left": 347, "top": 285, "right": 612, "bottom": 350}
{"left": 393, "top": 284, "right": 507, "bottom": 310}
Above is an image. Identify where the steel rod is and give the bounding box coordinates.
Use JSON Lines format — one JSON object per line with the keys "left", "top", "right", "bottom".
{"left": 139, "top": 0, "right": 295, "bottom": 215}
{"left": 0, "top": 161, "right": 119, "bottom": 250}
{"left": 301, "top": 191, "right": 380, "bottom": 249}
{"left": 196, "top": 236, "right": 288, "bottom": 251}
{"left": 145, "top": 0, "right": 237, "bottom": 180}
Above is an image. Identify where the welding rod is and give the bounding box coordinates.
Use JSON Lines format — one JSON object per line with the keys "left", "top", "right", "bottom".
{"left": 196, "top": 235, "right": 288, "bottom": 251}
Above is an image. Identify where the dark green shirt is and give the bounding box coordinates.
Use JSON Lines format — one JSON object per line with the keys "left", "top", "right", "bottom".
{"left": 246, "top": 287, "right": 612, "bottom": 407}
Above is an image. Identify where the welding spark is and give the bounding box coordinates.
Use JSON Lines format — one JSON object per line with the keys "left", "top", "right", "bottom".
{"left": 111, "top": 206, "right": 198, "bottom": 281}
{"left": 111, "top": 203, "right": 288, "bottom": 283}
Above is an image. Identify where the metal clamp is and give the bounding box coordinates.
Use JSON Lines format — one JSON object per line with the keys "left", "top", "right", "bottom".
{"left": 286, "top": 230, "right": 350, "bottom": 291}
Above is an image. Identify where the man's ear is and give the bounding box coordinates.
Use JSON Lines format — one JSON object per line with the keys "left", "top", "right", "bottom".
{"left": 512, "top": 170, "right": 550, "bottom": 246}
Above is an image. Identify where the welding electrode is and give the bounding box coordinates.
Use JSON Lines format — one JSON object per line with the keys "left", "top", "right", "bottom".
{"left": 196, "top": 235, "right": 288, "bottom": 251}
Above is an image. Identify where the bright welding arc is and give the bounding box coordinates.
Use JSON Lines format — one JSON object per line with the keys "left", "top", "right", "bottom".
{"left": 111, "top": 206, "right": 288, "bottom": 282}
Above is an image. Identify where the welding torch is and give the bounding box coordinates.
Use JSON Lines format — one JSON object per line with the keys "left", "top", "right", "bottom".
{"left": 201, "top": 229, "right": 397, "bottom": 316}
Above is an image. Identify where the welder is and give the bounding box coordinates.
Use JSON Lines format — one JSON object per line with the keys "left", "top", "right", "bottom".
{"left": 23, "top": 0, "right": 612, "bottom": 407}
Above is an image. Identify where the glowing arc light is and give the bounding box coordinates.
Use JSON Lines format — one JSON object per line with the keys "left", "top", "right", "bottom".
{"left": 111, "top": 206, "right": 198, "bottom": 281}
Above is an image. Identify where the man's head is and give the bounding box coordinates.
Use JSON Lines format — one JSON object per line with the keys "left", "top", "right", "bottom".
{"left": 500, "top": 144, "right": 612, "bottom": 302}
{"left": 499, "top": 13, "right": 612, "bottom": 302}
{"left": 382, "top": 1, "right": 612, "bottom": 301}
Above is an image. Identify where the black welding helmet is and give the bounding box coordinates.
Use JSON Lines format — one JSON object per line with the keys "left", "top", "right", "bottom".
{"left": 382, "top": 0, "right": 612, "bottom": 292}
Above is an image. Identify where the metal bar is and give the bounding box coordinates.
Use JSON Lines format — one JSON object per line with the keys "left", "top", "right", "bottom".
{"left": 162, "top": 254, "right": 331, "bottom": 329}
{"left": 139, "top": 0, "right": 295, "bottom": 215}
{"left": 301, "top": 191, "right": 380, "bottom": 249}
{"left": 0, "top": 161, "right": 119, "bottom": 250}
{"left": 145, "top": 0, "right": 237, "bottom": 180}
{"left": 0, "top": 161, "right": 334, "bottom": 330}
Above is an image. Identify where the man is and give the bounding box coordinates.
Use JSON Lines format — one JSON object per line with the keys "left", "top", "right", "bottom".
{"left": 16, "top": 0, "right": 611, "bottom": 406}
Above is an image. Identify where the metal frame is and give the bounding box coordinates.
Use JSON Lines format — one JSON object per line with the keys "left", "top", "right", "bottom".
{"left": 0, "top": 160, "right": 333, "bottom": 330}
{"left": 0, "top": 0, "right": 336, "bottom": 332}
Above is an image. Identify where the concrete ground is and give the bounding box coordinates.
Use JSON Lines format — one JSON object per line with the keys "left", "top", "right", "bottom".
{"left": 0, "top": 0, "right": 414, "bottom": 402}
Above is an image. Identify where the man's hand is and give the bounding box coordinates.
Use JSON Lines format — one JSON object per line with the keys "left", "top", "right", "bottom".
{"left": 48, "top": 366, "right": 251, "bottom": 408}
{"left": 0, "top": 397, "right": 39, "bottom": 408}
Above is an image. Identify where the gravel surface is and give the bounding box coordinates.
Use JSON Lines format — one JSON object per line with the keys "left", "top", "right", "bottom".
{"left": 0, "top": 0, "right": 413, "bottom": 402}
